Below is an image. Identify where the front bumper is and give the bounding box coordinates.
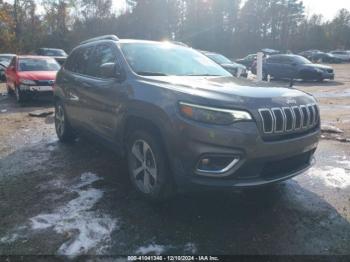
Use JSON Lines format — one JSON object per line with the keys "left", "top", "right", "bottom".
{"left": 20, "top": 84, "right": 53, "bottom": 92}
{"left": 320, "top": 72, "right": 334, "bottom": 80}
{"left": 167, "top": 116, "right": 320, "bottom": 191}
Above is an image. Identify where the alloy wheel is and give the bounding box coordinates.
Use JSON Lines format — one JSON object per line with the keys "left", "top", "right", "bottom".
{"left": 130, "top": 139, "right": 157, "bottom": 194}
{"left": 55, "top": 104, "right": 65, "bottom": 137}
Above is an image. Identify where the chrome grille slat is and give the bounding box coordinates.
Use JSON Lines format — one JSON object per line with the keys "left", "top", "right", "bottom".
{"left": 259, "top": 104, "right": 319, "bottom": 134}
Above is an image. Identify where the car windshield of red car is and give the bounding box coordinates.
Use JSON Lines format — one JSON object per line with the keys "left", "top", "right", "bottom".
{"left": 18, "top": 58, "right": 60, "bottom": 72}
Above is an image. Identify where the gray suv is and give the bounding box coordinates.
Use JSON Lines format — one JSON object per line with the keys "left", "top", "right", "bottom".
{"left": 54, "top": 35, "right": 320, "bottom": 200}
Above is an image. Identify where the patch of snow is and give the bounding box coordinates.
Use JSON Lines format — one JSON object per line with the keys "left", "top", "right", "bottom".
{"left": 336, "top": 160, "right": 350, "bottom": 167}
{"left": 73, "top": 172, "right": 101, "bottom": 190}
{"left": 0, "top": 233, "right": 19, "bottom": 244}
{"left": 1, "top": 172, "right": 117, "bottom": 257}
{"left": 307, "top": 166, "right": 350, "bottom": 189}
{"left": 136, "top": 244, "right": 167, "bottom": 255}
{"left": 184, "top": 242, "right": 197, "bottom": 254}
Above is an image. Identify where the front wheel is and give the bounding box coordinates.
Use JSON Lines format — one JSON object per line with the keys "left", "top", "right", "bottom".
{"left": 55, "top": 101, "right": 76, "bottom": 143}
{"left": 15, "top": 86, "right": 26, "bottom": 103}
{"left": 127, "top": 130, "right": 175, "bottom": 201}
{"left": 6, "top": 84, "right": 13, "bottom": 95}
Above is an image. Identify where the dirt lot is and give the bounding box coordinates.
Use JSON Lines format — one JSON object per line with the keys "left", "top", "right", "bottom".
{"left": 0, "top": 65, "right": 349, "bottom": 256}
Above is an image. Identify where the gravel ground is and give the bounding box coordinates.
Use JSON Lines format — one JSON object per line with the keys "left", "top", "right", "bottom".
{"left": 0, "top": 66, "right": 349, "bottom": 256}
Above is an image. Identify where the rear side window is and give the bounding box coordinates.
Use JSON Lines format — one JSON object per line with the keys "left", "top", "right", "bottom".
{"left": 65, "top": 46, "right": 94, "bottom": 75}
{"left": 268, "top": 56, "right": 291, "bottom": 64}
{"left": 87, "top": 44, "right": 118, "bottom": 78}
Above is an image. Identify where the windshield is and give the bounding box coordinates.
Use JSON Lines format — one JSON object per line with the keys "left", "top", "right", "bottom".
{"left": 0, "top": 55, "right": 14, "bottom": 63}
{"left": 18, "top": 58, "right": 60, "bottom": 71}
{"left": 120, "top": 42, "right": 231, "bottom": 77}
{"left": 39, "top": 49, "right": 67, "bottom": 57}
{"left": 293, "top": 56, "right": 312, "bottom": 64}
{"left": 206, "top": 53, "right": 232, "bottom": 64}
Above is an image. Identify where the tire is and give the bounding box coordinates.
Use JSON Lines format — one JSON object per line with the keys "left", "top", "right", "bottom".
{"left": 6, "top": 84, "right": 13, "bottom": 95}
{"left": 55, "top": 100, "right": 76, "bottom": 143}
{"left": 262, "top": 72, "right": 268, "bottom": 81}
{"left": 15, "top": 86, "right": 26, "bottom": 103}
{"left": 127, "top": 130, "right": 175, "bottom": 201}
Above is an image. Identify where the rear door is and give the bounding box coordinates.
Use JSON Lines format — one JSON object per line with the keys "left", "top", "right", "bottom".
{"left": 77, "top": 42, "right": 126, "bottom": 142}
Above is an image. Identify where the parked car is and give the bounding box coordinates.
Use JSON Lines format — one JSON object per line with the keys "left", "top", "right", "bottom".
{"left": 261, "top": 48, "right": 280, "bottom": 55}
{"left": 0, "top": 54, "right": 16, "bottom": 81}
{"left": 252, "top": 54, "right": 334, "bottom": 81}
{"left": 36, "top": 48, "right": 68, "bottom": 65}
{"left": 0, "top": 60, "right": 10, "bottom": 82}
{"left": 310, "top": 52, "right": 342, "bottom": 64}
{"left": 202, "top": 51, "right": 248, "bottom": 78}
{"left": 299, "top": 50, "right": 321, "bottom": 60}
{"left": 5, "top": 55, "right": 60, "bottom": 102}
{"left": 329, "top": 50, "right": 350, "bottom": 62}
{"left": 0, "top": 53, "right": 16, "bottom": 63}
{"left": 54, "top": 35, "right": 320, "bottom": 201}
{"left": 235, "top": 54, "right": 257, "bottom": 69}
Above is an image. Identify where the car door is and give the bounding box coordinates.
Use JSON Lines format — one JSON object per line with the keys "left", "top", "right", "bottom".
{"left": 77, "top": 42, "right": 127, "bottom": 143}
{"left": 265, "top": 56, "right": 283, "bottom": 78}
{"left": 281, "top": 57, "right": 298, "bottom": 79}
{"left": 61, "top": 45, "right": 96, "bottom": 127}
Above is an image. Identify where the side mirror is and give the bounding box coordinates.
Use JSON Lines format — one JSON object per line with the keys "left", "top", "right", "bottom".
{"left": 100, "top": 63, "right": 117, "bottom": 78}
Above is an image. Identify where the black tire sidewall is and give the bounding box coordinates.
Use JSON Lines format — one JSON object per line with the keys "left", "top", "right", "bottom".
{"left": 55, "top": 101, "right": 75, "bottom": 142}
{"left": 127, "top": 130, "right": 173, "bottom": 201}
{"left": 15, "top": 86, "right": 24, "bottom": 102}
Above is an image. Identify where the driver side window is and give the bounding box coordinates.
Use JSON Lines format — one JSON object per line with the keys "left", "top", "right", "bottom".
{"left": 88, "top": 44, "right": 118, "bottom": 78}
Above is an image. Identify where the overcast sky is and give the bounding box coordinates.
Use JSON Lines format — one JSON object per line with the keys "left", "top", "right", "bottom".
{"left": 303, "top": 0, "right": 350, "bottom": 20}
{"left": 4, "top": 0, "right": 350, "bottom": 21}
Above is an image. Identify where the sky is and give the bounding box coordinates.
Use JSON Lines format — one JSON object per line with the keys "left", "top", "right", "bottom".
{"left": 303, "top": 0, "right": 350, "bottom": 20}
{"left": 4, "top": 0, "right": 350, "bottom": 21}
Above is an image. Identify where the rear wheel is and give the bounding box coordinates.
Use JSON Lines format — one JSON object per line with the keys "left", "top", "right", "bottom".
{"left": 55, "top": 100, "right": 76, "bottom": 143}
{"left": 127, "top": 130, "right": 175, "bottom": 201}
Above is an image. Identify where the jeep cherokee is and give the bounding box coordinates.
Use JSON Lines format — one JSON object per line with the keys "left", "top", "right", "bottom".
{"left": 54, "top": 35, "right": 320, "bottom": 200}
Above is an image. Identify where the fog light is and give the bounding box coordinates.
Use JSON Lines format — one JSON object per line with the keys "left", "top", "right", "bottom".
{"left": 196, "top": 155, "right": 240, "bottom": 175}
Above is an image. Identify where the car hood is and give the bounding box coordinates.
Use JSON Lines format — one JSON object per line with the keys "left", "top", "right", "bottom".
{"left": 302, "top": 64, "right": 332, "bottom": 70}
{"left": 221, "top": 63, "right": 246, "bottom": 70}
{"left": 139, "top": 76, "right": 315, "bottom": 109}
{"left": 18, "top": 71, "right": 57, "bottom": 80}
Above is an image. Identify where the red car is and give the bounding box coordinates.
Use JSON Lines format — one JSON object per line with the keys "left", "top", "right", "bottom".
{"left": 5, "top": 55, "right": 60, "bottom": 103}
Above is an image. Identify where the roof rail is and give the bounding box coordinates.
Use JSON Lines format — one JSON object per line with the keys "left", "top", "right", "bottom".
{"left": 80, "top": 35, "right": 119, "bottom": 45}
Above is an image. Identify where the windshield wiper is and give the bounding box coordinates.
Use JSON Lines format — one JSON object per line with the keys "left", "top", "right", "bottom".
{"left": 137, "top": 71, "right": 168, "bottom": 76}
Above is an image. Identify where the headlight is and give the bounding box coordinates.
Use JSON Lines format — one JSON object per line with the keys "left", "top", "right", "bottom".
{"left": 20, "top": 79, "right": 36, "bottom": 85}
{"left": 179, "top": 102, "right": 252, "bottom": 125}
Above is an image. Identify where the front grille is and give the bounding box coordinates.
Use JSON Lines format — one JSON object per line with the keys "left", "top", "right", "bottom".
{"left": 35, "top": 80, "right": 55, "bottom": 86}
{"left": 259, "top": 104, "right": 319, "bottom": 134}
